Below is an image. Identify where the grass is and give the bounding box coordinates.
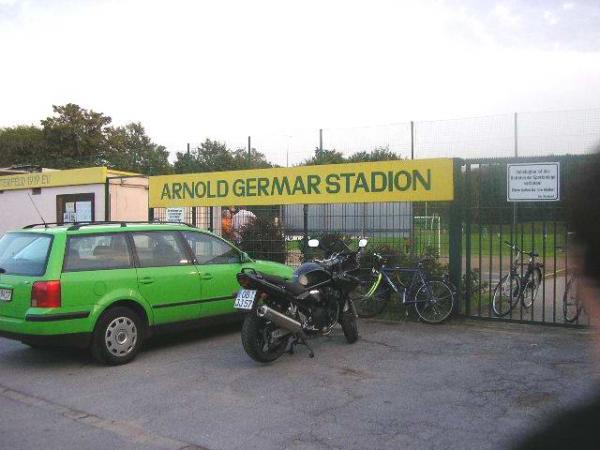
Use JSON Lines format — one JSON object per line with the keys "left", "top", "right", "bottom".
{"left": 283, "top": 222, "right": 567, "bottom": 260}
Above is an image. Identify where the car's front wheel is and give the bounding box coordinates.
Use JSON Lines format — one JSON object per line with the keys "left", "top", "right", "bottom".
{"left": 91, "top": 306, "right": 144, "bottom": 365}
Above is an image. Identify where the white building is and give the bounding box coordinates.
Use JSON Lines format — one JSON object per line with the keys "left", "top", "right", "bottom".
{"left": 0, "top": 167, "right": 149, "bottom": 235}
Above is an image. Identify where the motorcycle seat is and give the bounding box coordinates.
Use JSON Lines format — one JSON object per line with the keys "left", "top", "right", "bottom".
{"left": 259, "top": 273, "right": 306, "bottom": 296}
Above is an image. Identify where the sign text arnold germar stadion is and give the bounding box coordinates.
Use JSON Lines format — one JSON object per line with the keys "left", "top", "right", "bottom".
{"left": 149, "top": 158, "right": 455, "bottom": 207}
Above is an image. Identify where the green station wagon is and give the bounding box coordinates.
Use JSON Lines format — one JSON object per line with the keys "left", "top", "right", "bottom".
{"left": 0, "top": 222, "right": 292, "bottom": 365}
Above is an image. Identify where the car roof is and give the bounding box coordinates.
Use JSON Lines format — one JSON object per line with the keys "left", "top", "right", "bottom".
{"left": 9, "top": 223, "right": 214, "bottom": 236}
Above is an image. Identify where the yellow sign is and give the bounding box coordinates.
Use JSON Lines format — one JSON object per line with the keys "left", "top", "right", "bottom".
{"left": 0, "top": 167, "right": 108, "bottom": 191}
{"left": 149, "top": 158, "right": 454, "bottom": 207}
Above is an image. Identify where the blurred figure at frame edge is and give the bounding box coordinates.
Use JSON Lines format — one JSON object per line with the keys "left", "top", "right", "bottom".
{"left": 516, "top": 155, "right": 600, "bottom": 449}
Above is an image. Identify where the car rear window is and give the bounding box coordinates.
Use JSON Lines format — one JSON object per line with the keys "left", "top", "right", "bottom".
{"left": 0, "top": 233, "right": 53, "bottom": 276}
{"left": 64, "top": 233, "right": 132, "bottom": 272}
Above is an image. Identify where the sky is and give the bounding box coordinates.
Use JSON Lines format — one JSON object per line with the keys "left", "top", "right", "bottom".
{"left": 1, "top": 0, "right": 599, "bottom": 164}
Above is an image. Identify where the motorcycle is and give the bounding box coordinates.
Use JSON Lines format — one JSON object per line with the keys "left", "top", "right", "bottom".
{"left": 234, "top": 238, "right": 368, "bottom": 363}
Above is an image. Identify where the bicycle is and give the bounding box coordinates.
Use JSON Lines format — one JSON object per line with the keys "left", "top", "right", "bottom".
{"left": 492, "top": 241, "right": 544, "bottom": 317}
{"left": 563, "top": 270, "right": 584, "bottom": 323}
{"left": 353, "top": 253, "right": 455, "bottom": 323}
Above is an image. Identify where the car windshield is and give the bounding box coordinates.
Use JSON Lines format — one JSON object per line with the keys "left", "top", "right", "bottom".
{"left": 0, "top": 233, "right": 53, "bottom": 276}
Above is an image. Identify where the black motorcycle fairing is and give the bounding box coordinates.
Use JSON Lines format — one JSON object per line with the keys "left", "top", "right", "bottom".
{"left": 292, "top": 262, "right": 332, "bottom": 288}
{"left": 257, "top": 272, "right": 306, "bottom": 296}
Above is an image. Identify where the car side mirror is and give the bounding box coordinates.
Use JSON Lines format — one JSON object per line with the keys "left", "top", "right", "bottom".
{"left": 308, "top": 239, "right": 320, "bottom": 248}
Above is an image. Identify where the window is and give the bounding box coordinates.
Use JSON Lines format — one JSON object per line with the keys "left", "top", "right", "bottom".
{"left": 56, "top": 193, "right": 95, "bottom": 224}
{"left": 132, "top": 232, "right": 191, "bottom": 268}
{"left": 0, "top": 233, "right": 52, "bottom": 276}
{"left": 183, "top": 231, "right": 240, "bottom": 265}
{"left": 64, "top": 233, "right": 132, "bottom": 271}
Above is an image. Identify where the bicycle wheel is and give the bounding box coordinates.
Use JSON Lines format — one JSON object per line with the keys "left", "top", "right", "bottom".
{"left": 563, "top": 276, "right": 581, "bottom": 323}
{"left": 414, "top": 279, "right": 454, "bottom": 324}
{"left": 522, "top": 268, "right": 542, "bottom": 309}
{"left": 492, "top": 274, "right": 521, "bottom": 317}
{"left": 353, "top": 274, "right": 390, "bottom": 318}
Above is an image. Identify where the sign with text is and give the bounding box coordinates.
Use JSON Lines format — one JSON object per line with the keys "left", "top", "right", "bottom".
{"left": 149, "top": 158, "right": 455, "bottom": 207}
{"left": 0, "top": 167, "right": 107, "bottom": 191}
{"left": 166, "top": 207, "right": 185, "bottom": 223}
{"left": 507, "top": 162, "right": 560, "bottom": 202}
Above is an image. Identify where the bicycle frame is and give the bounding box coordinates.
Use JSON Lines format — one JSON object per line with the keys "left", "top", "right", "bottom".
{"left": 371, "top": 266, "right": 432, "bottom": 305}
{"left": 508, "top": 250, "right": 542, "bottom": 297}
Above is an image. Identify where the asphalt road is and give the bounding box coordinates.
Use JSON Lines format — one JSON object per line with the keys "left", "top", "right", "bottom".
{"left": 0, "top": 319, "right": 597, "bottom": 450}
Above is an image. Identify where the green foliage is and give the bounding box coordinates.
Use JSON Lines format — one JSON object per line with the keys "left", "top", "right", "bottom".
{"left": 106, "top": 123, "right": 171, "bottom": 175}
{"left": 299, "top": 232, "right": 353, "bottom": 262}
{"left": 301, "top": 145, "right": 402, "bottom": 167}
{"left": 0, "top": 104, "right": 170, "bottom": 175}
{"left": 346, "top": 146, "right": 401, "bottom": 163}
{"left": 41, "top": 103, "right": 112, "bottom": 168}
{"left": 0, "top": 125, "right": 46, "bottom": 167}
{"left": 302, "top": 148, "right": 345, "bottom": 166}
{"left": 173, "top": 139, "right": 272, "bottom": 174}
{"left": 237, "top": 216, "right": 286, "bottom": 264}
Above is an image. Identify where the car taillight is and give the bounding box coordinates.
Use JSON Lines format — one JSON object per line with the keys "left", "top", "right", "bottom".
{"left": 238, "top": 276, "right": 252, "bottom": 288}
{"left": 31, "top": 281, "right": 61, "bottom": 308}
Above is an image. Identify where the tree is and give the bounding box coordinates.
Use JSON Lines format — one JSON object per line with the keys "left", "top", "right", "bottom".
{"left": 346, "top": 146, "right": 401, "bottom": 162}
{"left": 173, "top": 139, "right": 272, "bottom": 173}
{"left": 0, "top": 125, "right": 47, "bottom": 167}
{"left": 40, "top": 103, "right": 113, "bottom": 168}
{"left": 106, "top": 122, "right": 171, "bottom": 175}
{"left": 302, "top": 147, "right": 345, "bottom": 166}
{"left": 232, "top": 147, "right": 272, "bottom": 170}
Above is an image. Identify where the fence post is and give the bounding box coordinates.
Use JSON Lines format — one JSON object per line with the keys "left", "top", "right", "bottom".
{"left": 191, "top": 206, "right": 197, "bottom": 227}
{"left": 448, "top": 158, "right": 464, "bottom": 315}
{"left": 148, "top": 207, "right": 154, "bottom": 222}
{"left": 303, "top": 204, "right": 308, "bottom": 242}
{"left": 464, "top": 163, "right": 472, "bottom": 316}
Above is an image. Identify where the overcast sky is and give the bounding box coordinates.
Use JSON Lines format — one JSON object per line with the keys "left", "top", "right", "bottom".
{"left": 1, "top": 0, "right": 599, "bottom": 162}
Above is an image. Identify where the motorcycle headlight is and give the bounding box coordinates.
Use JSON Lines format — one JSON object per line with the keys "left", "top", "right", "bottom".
{"left": 298, "top": 274, "right": 309, "bottom": 286}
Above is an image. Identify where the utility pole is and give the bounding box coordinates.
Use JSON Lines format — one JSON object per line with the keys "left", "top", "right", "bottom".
{"left": 247, "top": 136, "right": 251, "bottom": 164}
{"left": 319, "top": 129, "right": 323, "bottom": 153}
{"left": 410, "top": 121, "right": 415, "bottom": 160}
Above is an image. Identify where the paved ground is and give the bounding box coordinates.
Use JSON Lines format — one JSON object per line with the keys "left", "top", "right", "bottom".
{"left": 0, "top": 319, "right": 598, "bottom": 450}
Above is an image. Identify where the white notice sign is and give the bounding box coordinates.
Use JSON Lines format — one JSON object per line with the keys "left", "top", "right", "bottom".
{"left": 166, "top": 207, "right": 185, "bottom": 223}
{"left": 75, "top": 201, "right": 93, "bottom": 222}
{"left": 507, "top": 162, "right": 560, "bottom": 202}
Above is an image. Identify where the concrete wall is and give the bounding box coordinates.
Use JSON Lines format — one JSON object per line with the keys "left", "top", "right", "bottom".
{"left": 108, "top": 177, "right": 149, "bottom": 222}
{"left": 0, "top": 184, "right": 105, "bottom": 235}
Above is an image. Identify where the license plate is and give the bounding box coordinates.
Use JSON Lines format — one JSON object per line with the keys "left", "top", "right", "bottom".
{"left": 0, "top": 288, "right": 12, "bottom": 302}
{"left": 234, "top": 289, "right": 257, "bottom": 310}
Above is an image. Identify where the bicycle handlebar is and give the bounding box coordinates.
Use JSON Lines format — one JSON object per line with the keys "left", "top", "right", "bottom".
{"left": 504, "top": 241, "right": 539, "bottom": 258}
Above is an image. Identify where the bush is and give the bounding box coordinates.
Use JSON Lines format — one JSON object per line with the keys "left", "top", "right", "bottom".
{"left": 237, "top": 216, "right": 286, "bottom": 263}
{"left": 299, "top": 232, "right": 353, "bottom": 262}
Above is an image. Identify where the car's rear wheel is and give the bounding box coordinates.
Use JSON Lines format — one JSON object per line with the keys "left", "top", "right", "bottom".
{"left": 91, "top": 306, "right": 144, "bottom": 365}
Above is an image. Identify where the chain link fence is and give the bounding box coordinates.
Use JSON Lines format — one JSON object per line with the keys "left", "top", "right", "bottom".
{"left": 187, "top": 108, "right": 600, "bottom": 166}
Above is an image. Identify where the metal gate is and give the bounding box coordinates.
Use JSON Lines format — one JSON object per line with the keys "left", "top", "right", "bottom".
{"left": 461, "top": 154, "right": 593, "bottom": 326}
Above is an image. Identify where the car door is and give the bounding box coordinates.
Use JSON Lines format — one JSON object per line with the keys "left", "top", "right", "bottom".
{"left": 182, "top": 231, "right": 246, "bottom": 318}
{"left": 131, "top": 231, "right": 202, "bottom": 325}
{"left": 61, "top": 232, "right": 139, "bottom": 318}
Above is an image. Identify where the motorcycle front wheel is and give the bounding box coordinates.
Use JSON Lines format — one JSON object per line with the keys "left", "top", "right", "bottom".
{"left": 241, "top": 314, "right": 289, "bottom": 363}
{"left": 340, "top": 310, "right": 359, "bottom": 343}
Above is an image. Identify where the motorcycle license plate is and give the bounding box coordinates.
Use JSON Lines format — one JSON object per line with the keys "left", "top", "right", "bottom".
{"left": 234, "top": 289, "right": 257, "bottom": 310}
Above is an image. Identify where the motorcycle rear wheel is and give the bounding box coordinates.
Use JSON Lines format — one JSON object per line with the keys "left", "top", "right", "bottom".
{"left": 241, "top": 314, "right": 289, "bottom": 363}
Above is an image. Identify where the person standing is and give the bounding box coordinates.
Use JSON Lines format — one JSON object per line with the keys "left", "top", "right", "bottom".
{"left": 232, "top": 206, "right": 256, "bottom": 241}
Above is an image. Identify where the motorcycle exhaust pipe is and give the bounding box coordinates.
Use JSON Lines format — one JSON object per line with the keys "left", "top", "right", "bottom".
{"left": 257, "top": 305, "right": 304, "bottom": 335}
